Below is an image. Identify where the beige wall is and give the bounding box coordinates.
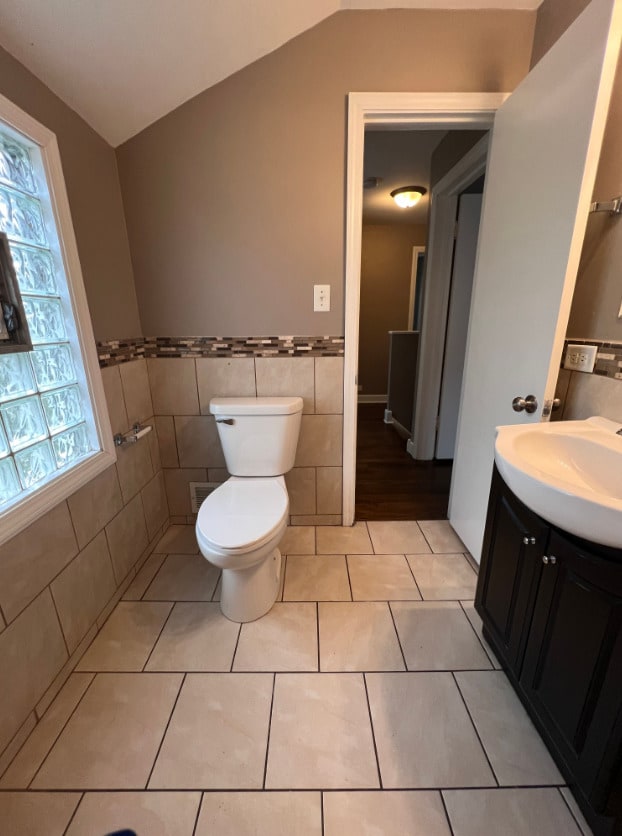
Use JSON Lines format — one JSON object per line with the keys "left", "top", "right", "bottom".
{"left": 0, "top": 46, "right": 141, "bottom": 341}
{"left": 0, "top": 359, "right": 167, "bottom": 764}
{"left": 117, "top": 9, "right": 535, "bottom": 337}
{"left": 359, "top": 224, "right": 426, "bottom": 396}
{"left": 533, "top": 0, "right": 622, "bottom": 421}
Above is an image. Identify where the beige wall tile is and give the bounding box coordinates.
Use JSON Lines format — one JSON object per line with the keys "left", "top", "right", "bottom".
{"left": 295, "top": 415, "right": 342, "bottom": 467}
{"left": 68, "top": 466, "right": 123, "bottom": 550}
{"left": 146, "top": 417, "right": 162, "bottom": 473}
{"left": 315, "top": 357, "right": 344, "bottom": 414}
{"left": 154, "top": 416, "right": 179, "bottom": 467}
{"left": 119, "top": 359, "right": 153, "bottom": 426}
{"left": 563, "top": 371, "right": 622, "bottom": 422}
{"left": 35, "top": 625, "right": 98, "bottom": 718}
{"left": 51, "top": 532, "right": 117, "bottom": 653}
{"left": 163, "top": 468, "right": 207, "bottom": 516}
{"left": 290, "top": 514, "right": 342, "bottom": 526}
{"left": 0, "top": 591, "right": 68, "bottom": 753}
{"left": 105, "top": 494, "right": 149, "bottom": 583}
{"left": 96, "top": 569, "right": 138, "bottom": 630}
{"left": 115, "top": 434, "right": 155, "bottom": 503}
{"left": 208, "top": 467, "right": 229, "bottom": 483}
{"left": 256, "top": 357, "right": 315, "bottom": 413}
{"left": 175, "top": 416, "right": 226, "bottom": 468}
{"left": 316, "top": 467, "right": 342, "bottom": 515}
{"left": 0, "top": 502, "right": 78, "bottom": 623}
{"left": 196, "top": 358, "right": 256, "bottom": 414}
{"left": 141, "top": 471, "right": 169, "bottom": 540}
{"left": 100, "top": 365, "right": 129, "bottom": 435}
{"left": 285, "top": 467, "right": 316, "bottom": 515}
{"left": 147, "top": 358, "right": 199, "bottom": 415}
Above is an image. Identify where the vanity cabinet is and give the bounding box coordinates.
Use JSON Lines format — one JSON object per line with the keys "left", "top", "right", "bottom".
{"left": 476, "top": 467, "right": 622, "bottom": 835}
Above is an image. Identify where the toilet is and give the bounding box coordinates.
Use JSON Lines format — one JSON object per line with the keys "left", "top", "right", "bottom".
{"left": 195, "top": 396, "right": 303, "bottom": 622}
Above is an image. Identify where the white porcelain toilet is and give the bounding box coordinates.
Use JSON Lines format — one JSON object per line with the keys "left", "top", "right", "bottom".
{"left": 195, "top": 396, "right": 303, "bottom": 622}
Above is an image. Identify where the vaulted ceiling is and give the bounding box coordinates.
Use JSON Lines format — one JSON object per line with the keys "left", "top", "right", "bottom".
{"left": 0, "top": 0, "right": 542, "bottom": 147}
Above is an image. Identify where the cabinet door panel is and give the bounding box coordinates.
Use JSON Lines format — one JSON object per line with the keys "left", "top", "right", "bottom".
{"left": 521, "top": 532, "right": 622, "bottom": 807}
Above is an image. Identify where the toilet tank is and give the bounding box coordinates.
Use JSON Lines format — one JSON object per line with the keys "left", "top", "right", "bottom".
{"left": 210, "top": 396, "right": 303, "bottom": 476}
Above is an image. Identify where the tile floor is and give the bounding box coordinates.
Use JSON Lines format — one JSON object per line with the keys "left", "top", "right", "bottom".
{"left": 0, "top": 521, "right": 593, "bottom": 835}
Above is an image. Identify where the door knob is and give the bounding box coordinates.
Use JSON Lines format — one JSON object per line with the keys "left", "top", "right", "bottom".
{"left": 512, "top": 395, "right": 538, "bottom": 414}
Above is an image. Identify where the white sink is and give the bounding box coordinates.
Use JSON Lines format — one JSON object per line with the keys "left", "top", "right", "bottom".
{"left": 494, "top": 416, "right": 622, "bottom": 548}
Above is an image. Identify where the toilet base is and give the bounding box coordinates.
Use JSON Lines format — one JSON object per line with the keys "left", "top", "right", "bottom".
{"left": 219, "top": 548, "right": 282, "bottom": 623}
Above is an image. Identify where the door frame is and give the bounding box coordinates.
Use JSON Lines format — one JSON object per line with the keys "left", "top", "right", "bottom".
{"left": 407, "top": 246, "right": 426, "bottom": 331}
{"left": 343, "top": 92, "right": 507, "bottom": 526}
{"left": 409, "top": 134, "right": 489, "bottom": 460}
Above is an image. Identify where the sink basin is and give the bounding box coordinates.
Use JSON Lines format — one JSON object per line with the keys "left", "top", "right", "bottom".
{"left": 495, "top": 416, "right": 622, "bottom": 548}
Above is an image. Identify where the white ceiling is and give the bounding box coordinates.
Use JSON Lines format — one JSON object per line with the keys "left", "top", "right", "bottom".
{"left": 0, "top": 0, "right": 542, "bottom": 147}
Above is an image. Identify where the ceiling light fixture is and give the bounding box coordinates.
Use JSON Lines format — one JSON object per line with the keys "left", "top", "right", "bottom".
{"left": 390, "top": 185, "right": 427, "bottom": 209}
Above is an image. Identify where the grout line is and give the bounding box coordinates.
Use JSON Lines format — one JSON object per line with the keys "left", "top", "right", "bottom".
{"left": 145, "top": 672, "right": 186, "bottom": 789}
{"left": 61, "top": 791, "right": 84, "bottom": 836}
{"left": 345, "top": 556, "right": 353, "bottom": 602}
{"left": 321, "top": 790, "right": 325, "bottom": 836}
{"left": 281, "top": 557, "right": 288, "bottom": 602}
{"left": 191, "top": 791, "right": 204, "bottom": 836}
{"left": 439, "top": 790, "right": 457, "bottom": 836}
{"left": 28, "top": 673, "right": 98, "bottom": 789}
{"left": 316, "top": 602, "right": 321, "bottom": 671}
{"left": 451, "top": 671, "right": 499, "bottom": 788}
{"left": 230, "top": 623, "right": 242, "bottom": 672}
{"left": 363, "top": 673, "right": 383, "bottom": 790}
{"left": 0, "top": 783, "right": 571, "bottom": 794}
{"left": 313, "top": 525, "right": 317, "bottom": 556}
{"left": 557, "top": 786, "right": 588, "bottom": 836}
{"left": 403, "top": 554, "right": 424, "bottom": 600}
{"left": 387, "top": 602, "right": 408, "bottom": 671}
{"left": 458, "top": 601, "right": 496, "bottom": 669}
{"left": 418, "top": 524, "right": 434, "bottom": 554}
{"left": 48, "top": 587, "right": 71, "bottom": 659}
{"left": 46, "top": 667, "right": 499, "bottom": 675}
{"left": 262, "top": 674, "right": 276, "bottom": 790}
{"left": 142, "top": 602, "right": 176, "bottom": 671}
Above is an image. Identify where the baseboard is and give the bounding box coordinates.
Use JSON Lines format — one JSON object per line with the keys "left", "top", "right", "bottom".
{"left": 357, "top": 394, "right": 387, "bottom": 404}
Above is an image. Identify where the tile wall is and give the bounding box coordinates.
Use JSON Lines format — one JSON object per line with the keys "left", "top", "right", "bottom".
{"left": 0, "top": 358, "right": 169, "bottom": 769}
{"left": 145, "top": 356, "right": 345, "bottom": 526}
{"left": 555, "top": 339, "right": 622, "bottom": 423}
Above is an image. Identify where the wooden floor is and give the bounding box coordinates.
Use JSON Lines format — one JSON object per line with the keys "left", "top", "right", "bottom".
{"left": 355, "top": 403, "right": 452, "bottom": 521}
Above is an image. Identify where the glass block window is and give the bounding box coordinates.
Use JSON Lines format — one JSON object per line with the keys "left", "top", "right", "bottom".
{"left": 0, "top": 124, "right": 100, "bottom": 509}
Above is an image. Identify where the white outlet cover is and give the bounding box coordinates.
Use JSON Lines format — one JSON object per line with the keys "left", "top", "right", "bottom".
{"left": 564, "top": 343, "right": 598, "bottom": 373}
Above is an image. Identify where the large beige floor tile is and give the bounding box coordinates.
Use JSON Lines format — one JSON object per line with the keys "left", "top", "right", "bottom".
{"left": 265, "top": 673, "right": 379, "bottom": 789}
{"left": 391, "top": 601, "right": 492, "bottom": 670}
{"left": 233, "top": 603, "right": 318, "bottom": 671}
{"left": 32, "top": 673, "right": 182, "bottom": 788}
{"left": 77, "top": 602, "right": 173, "bottom": 671}
{"left": 316, "top": 522, "right": 373, "bottom": 554}
{"left": 319, "top": 602, "right": 404, "bottom": 671}
{"left": 419, "top": 521, "right": 467, "bottom": 553}
{"left": 407, "top": 554, "right": 477, "bottom": 600}
{"left": 146, "top": 602, "right": 240, "bottom": 671}
{"left": 460, "top": 602, "right": 502, "bottom": 670}
{"left": 279, "top": 525, "right": 315, "bottom": 555}
{"left": 323, "top": 791, "right": 452, "bottom": 836}
{"left": 283, "top": 555, "right": 351, "bottom": 601}
{"left": 150, "top": 673, "right": 273, "bottom": 788}
{"left": 0, "top": 792, "right": 80, "bottom": 836}
{"left": 0, "top": 673, "right": 94, "bottom": 788}
{"left": 144, "top": 553, "right": 219, "bottom": 600}
{"left": 123, "top": 552, "right": 167, "bottom": 600}
{"left": 153, "top": 525, "right": 199, "bottom": 554}
{"left": 455, "top": 671, "right": 563, "bottom": 785}
{"left": 348, "top": 555, "right": 422, "bottom": 600}
{"left": 442, "top": 788, "right": 583, "bottom": 836}
{"left": 366, "top": 672, "right": 496, "bottom": 788}
{"left": 367, "top": 521, "right": 431, "bottom": 555}
{"left": 196, "top": 792, "right": 322, "bottom": 836}
{"left": 65, "top": 791, "right": 201, "bottom": 836}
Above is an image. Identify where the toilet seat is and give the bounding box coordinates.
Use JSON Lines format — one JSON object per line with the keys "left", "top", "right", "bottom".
{"left": 197, "top": 476, "right": 288, "bottom": 554}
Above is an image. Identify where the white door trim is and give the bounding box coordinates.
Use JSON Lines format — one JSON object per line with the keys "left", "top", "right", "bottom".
{"left": 407, "top": 246, "right": 425, "bottom": 331}
{"left": 411, "top": 134, "right": 489, "bottom": 459}
{"left": 343, "top": 92, "right": 506, "bottom": 526}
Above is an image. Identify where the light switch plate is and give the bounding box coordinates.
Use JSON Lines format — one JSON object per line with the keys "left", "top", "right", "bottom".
{"left": 314, "top": 284, "right": 330, "bottom": 312}
{"left": 564, "top": 343, "right": 598, "bottom": 373}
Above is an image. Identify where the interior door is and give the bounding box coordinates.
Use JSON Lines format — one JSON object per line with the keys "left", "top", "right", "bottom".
{"left": 435, "top": 193, "right": 482, "bottom": 459}
{"left": 449, "top": 0, "right": 622, "bottom": 560}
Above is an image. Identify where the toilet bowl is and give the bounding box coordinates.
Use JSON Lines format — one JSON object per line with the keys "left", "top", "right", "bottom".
{"left": 196, "top": 476, "right": 289, "bottom": 622}
{"left": 195, "top": 396, "right": 303, "bottom": 622}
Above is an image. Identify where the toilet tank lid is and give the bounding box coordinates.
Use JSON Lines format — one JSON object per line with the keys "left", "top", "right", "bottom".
{"left": 210, "top": 396, "right": 303, "bottom": 416}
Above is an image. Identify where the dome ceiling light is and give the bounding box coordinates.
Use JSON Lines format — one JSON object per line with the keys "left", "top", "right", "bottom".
{"left": 390, "top": 185, "right": 427, "bottom": 209}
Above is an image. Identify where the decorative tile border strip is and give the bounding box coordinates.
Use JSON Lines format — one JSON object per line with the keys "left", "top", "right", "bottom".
{"left": 98, "top": 336, "right": 345, "bottom": 367}
{"left": 563, "top": 338, "right": 622, "bottom": 381}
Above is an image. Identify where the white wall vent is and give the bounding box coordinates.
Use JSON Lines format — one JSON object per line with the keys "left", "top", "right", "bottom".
{"left": 189, "top": 482, "right": 220, "bottom": 513}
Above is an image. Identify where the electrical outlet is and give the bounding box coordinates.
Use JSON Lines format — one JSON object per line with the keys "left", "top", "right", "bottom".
{"left": 564, "top": 343, "right": 598, "bottom": 373}
{"left": 314, "top": 284, "right": 330, "bottom": 312}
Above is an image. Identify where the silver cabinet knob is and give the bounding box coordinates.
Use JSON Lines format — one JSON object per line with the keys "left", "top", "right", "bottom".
{"left": 522, "top": 536, "right": 536, "bottom": 546}
{"left": 542, "top": 555, "right": 557, "bottom": 565}
{"left": 512, "top": 395, "right": 538, "bottom": 414}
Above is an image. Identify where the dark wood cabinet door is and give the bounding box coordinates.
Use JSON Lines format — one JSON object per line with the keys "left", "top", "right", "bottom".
{"left": 521, "top": 531, "right": 622, "bottom": 812}
{"left": 475, "top": 467, "right": 548, "bottom": 671}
